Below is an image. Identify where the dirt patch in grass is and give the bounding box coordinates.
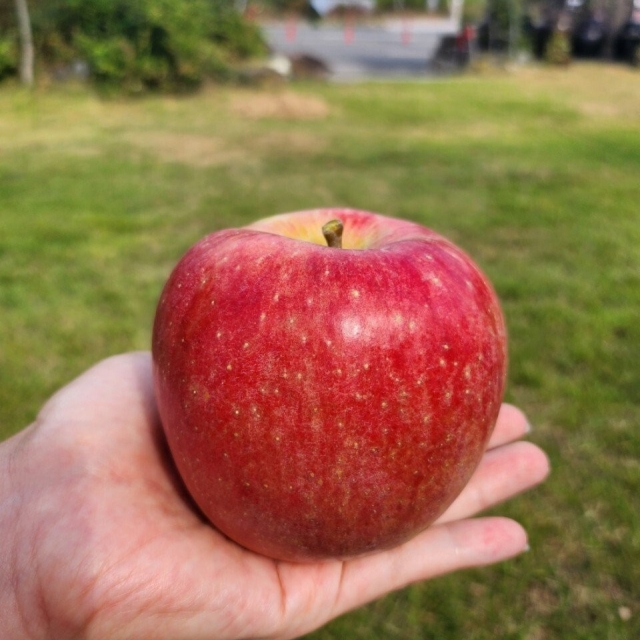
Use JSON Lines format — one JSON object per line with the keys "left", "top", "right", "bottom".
{"left": 513, "top": 63, "right": 640, "bottom": 122}
{"left": 0, "top": 124, "right": 102, "bottom": 156}
{"left": 229, "top": 90, "right": 331, "bottom": 120}
{"left": 125, "top": 129, "right": 326, "bottom": 166}
{"left": 124, "top": 132, "right": 246, "bottom": 167}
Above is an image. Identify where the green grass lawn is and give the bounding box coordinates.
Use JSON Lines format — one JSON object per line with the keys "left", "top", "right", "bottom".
{"left": 1, "top": 63, "right": 639, "bottom": 638}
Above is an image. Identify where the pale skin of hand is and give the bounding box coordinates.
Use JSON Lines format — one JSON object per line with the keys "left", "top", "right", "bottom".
{"left": 0, "top": 353, "right": 549, "bottom": 640}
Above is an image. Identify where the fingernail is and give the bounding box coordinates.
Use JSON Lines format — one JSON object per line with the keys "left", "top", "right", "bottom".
{"left": 523, "top": 544, "right": 531, "bottom": 553}
{"left": 525, "top": 421, "right": 533, "bottom": 435}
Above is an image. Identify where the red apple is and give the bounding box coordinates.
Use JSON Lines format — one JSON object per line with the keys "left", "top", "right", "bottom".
{"left": 152, "top": 208, "right": 507, "bottom": 562}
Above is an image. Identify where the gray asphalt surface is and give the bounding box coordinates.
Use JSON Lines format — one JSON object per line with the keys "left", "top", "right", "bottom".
{"left": 262, "top": 19, "right": 459, "bottom": 82}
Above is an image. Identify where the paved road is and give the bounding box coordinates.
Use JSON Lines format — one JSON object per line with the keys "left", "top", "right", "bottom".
{"left": 262, "top": 19, "right": 460, "bottom": 82}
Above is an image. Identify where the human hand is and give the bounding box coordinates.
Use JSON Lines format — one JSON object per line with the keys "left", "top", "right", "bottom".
{"left": 0, "top": 353, "right": 549, "bottom": 640}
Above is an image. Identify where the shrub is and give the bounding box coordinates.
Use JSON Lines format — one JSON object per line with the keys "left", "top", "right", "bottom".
{"left": 8, "top": 0, "right": 266, "bottom": 90}
{"left": 546, "top": 29, "right": 571, "bottom": 65}
{"left": 0, "top": 32, "right": 17, "bottom": 80}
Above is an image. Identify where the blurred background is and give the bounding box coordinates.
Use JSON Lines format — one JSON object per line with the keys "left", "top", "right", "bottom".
{"left": 1, "top": 1, "right": 639, "bottom": 638}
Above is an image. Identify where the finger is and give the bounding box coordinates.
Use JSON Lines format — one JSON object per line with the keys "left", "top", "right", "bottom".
{"left": 436, "top": 441, "right": 550, "bottom": 524}
{"left": 332, "top": 516, "right": 528, "bottom": 618}
{"left": 487, "top": 403, "right": 532, "bottom": 449}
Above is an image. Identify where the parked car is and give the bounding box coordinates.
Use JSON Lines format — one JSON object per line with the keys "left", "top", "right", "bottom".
{"left": 614, "top": 6, "right": 640, "bottom": 64}
{"left": 571, "top": 11, "right": 608, "bottom": 58}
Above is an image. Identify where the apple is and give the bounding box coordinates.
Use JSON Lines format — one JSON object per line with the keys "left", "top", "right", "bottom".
{"left": 152, "top": 208, "right": 507, "bottom": 562}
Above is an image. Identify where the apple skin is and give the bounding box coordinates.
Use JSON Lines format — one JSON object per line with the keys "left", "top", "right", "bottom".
{"left": 152, "top": 208, "right": 507, "bottom": 562}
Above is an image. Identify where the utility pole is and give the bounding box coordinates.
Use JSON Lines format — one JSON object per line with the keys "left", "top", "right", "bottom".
{"left": 14, "top": 0, "right": 34, "bottom": 86}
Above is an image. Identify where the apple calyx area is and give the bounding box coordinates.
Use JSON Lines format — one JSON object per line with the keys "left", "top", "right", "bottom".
{"left": 152, "top": 208, "right": 508, "bottom": 563}
{"left": 322, "top": 219, "right": 344, "bottom": 249}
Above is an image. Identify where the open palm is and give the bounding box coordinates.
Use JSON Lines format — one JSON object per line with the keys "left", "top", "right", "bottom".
{"left": 4, "top": 353, "right": 549, "bottom": 640}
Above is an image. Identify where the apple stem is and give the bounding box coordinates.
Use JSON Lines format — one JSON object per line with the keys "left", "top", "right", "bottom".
{"left": 322, "top": 219, "right": 344, "bottom": 249}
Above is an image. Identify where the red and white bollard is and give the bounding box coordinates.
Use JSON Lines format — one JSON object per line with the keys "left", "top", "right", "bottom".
{"left": 401, "top": 19, "right": 411, "bottom": 45}
{"left": 344, "top": 15, "right": 355, "bottom": 44}
{"left": 285, "top": 16, "right": 297, "bottom": 43}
